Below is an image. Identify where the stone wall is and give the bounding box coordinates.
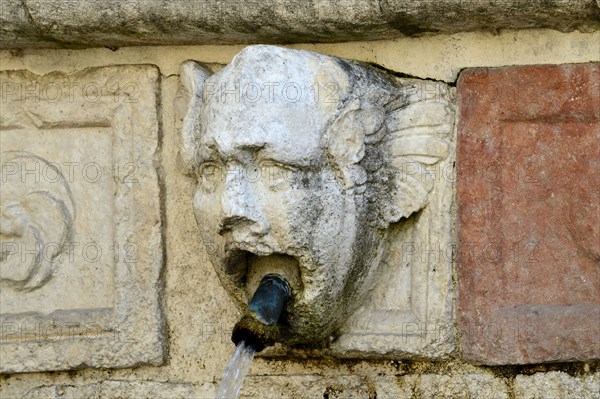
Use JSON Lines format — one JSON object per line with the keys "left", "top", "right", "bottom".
{"left": 1, "top": 28, "right": 599, "bottom": 398}
{"left": 2, "top": 0, "right": 599, "bottom": 48}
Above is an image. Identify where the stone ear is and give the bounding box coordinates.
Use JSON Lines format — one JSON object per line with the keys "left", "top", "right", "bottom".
{"left": 381, "top": 99, "right": 455, "bottom": 226}
{"left": 179, "top": 60, "right": 212, "bottom": 175}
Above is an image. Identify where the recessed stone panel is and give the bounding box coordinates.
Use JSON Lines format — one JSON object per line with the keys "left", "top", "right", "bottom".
{"left": 457, "top": 63, "right": 600, "bottom": 364}
{"left": 330, "top": 81, "right": 457, "bottom": 358}
{"left": 0, "top": 65, "right": 164, "bottom": 372}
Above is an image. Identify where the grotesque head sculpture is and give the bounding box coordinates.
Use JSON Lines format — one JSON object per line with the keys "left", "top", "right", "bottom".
{"left": 181, "top": 45, "right": 450, "bottom": 346}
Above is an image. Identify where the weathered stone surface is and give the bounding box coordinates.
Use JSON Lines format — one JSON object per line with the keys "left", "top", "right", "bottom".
{"left": 25, "top": 380, "right": 214, "bottom": 399}
{"left": 241, "top": 375, "right": 372, "bottom": 398}
{"left": 412, "top": 373, "right": 510, "bottom": 398}
{"left": 0, "top": 65, "right": 164, "bottom": 372}
{"left": 1, "top": 0, "right": 599, "bottom": 48}
{"left": 0, "top": 34, "right": 597, "bottom": 399}
{"left": 514, "top": 371, "right": 600, "bottom": 399}
{"left": 180, "top": 45, "right": 455, "bottom": 358}
{"left": 457, "top": 63, "right": 600, "bottom": 364}
{"left": 23, "top": 376, "right": 367, "bottom": 399}
{"left": 373, "top": 373, "right": 510, "bottom": 398}
{"left": 28, "top": 374, "right": 509, "bottom": 399}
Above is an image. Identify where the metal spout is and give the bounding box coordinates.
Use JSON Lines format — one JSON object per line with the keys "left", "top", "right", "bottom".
{"left": 231, "top": 274, "right": 291, "bottom": 352}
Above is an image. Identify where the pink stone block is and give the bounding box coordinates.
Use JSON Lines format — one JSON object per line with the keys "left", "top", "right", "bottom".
{"left": 457, "top": 63, "right": 600, "bottom": 365}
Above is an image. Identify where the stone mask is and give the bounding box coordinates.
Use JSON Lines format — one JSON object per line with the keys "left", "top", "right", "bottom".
{"left": 180, "top": 45, "right": 451, "bottom": 346}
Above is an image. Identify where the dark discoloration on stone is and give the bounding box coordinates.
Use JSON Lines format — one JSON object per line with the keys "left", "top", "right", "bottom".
{"left": 457, "top": 63, "right": 600, "bottom": 365}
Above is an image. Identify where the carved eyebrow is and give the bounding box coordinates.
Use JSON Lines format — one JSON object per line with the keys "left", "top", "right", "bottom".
{"left": 257, "top": 150, "right": 315, "bottom": 169}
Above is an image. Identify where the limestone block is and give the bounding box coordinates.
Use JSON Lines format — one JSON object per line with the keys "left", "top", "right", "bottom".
{"left": 373, "top": 373, "right": 510, "bottom": 398}
{"left": 514, "top": 371, "right": 600, "bottom": 399}
{"left": 1, "top": 1, "right": 599, "bottom": 48}
{"left": 20, "top": 372, "right": 597, "bottom": 399}
{"left": 25, "top": 381, "right": 214, "bottom": 399}
{"left": 180, "top": 45, "right": 456, "bottom": 359}
{"left": 457, "top": 63, "right": 600, "bottom": 364}
{"left": 330, "top": 95, "right": 457, "bottom": 359}
{"left": 240, "top": 375, "right": 372, "bottom": 399}
{"left": 412, "top": 373, "right": 510, "bottom": 398}
{"left": 24, "top": 376, "right": 371, "bottom": 399}
{"left": 0, "top": 65, "right": 164, "bottom": 372}
{"left": 371, "top": 376, "right": 414, "bottom": 398}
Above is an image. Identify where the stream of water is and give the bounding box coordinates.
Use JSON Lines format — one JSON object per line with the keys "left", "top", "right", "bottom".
{"left": 215, "top": 341, "right": 256, "bottom": 399}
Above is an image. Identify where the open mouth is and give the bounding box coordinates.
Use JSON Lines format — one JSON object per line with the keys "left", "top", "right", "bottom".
{"left": 224, "top": 249, "right": 302, "bottom": 299}
{"left": 223, "top": 248, "right": 251, "bottom": 286}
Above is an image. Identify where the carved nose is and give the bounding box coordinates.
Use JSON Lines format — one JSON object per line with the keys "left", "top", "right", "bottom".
{"left": 218, "top": 175, "right": 269, "bottom": 237}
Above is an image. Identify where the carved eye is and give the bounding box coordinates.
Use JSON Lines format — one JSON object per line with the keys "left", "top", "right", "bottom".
{"left": 260, "top": 161, "right": 296, "bottom": 190}
{"left": 196, "top": 162, "right": 224, "bottom": 192}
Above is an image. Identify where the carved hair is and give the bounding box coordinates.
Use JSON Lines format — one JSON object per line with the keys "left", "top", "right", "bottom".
{"left": 321, "top": 58, "right": 454, "bottom": 228}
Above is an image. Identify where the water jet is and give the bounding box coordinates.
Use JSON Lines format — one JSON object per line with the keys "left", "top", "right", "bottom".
{"left": 216, "top": 274, "right": 291, "bottom": 398}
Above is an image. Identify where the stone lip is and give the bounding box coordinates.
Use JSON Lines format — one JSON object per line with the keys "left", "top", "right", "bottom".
{"left": 2, "top": 0, "right": 599, "bottom": 48}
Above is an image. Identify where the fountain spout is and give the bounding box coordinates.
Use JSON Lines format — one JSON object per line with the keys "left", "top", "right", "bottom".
{"left": 231, "top": 274, "right": 291, "bottom": 352}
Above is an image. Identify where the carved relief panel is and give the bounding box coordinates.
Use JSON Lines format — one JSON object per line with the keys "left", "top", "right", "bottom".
{"left": 0, "top": 66, "right": 164, "bottom": 372}
{"left": 180, "top": 46, "right": 456, "bottom": 358}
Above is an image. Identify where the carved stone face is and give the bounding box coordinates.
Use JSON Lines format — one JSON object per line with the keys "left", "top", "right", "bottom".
{"left": 0, "top": 152, "right": 74, "bottom": 291}
{"left": 181, "top": 45, "right": 451, "bottom": 344}
{"left": 192, "top": 80, "right": 382, "bottom": 342}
